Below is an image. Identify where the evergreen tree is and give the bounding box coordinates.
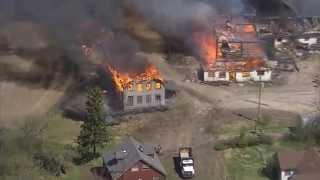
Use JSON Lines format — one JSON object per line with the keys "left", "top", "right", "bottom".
{"left": 77, "top": 86, "right": 111, "bottom": 162}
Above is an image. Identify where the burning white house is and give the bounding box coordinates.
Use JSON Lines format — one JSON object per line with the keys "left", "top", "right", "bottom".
{"left": 108, "top": 65, "right": 165, "bottom": 111}
{"left": 195, "top": 17, "right": 272, "bottom": 82}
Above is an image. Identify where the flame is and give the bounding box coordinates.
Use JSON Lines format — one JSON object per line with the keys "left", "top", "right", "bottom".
{"left": 242, "top": 24, "right": 255, "bottom": 33}
{"left": 192, "top": 31, "right": 217, "bottom": 65}
{"left": 244, "top": 58, "right": 265, "bottom": 69}
{"left": 108, "top": 65, "right": 163, "bottom": 92}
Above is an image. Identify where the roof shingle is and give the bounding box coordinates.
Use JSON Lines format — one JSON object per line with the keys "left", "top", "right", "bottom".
{"left": 103, "top": 137, "right": 166, "bottom": 180}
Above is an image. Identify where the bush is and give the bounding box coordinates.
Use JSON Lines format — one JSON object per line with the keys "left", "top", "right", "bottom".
{"left": 214, "top": 140, "right": 230, "bottom": 151}
{"left": 259, "top": 134, "right": 273, "bottom": 145}
{"left": 261, "top": 154, "right": 278, "bottom": 180}
{"left": 33, "top": 152, "right": 65, "bottom": 176}
{"left": 214, "top": 133, "right": 273, "bottom": 151}
{"left": 289, "top": 116, "right": 320, "bottom": 145}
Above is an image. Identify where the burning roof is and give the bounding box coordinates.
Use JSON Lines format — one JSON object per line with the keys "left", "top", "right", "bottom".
{"left": 193, "top": 16, "right": 266, "bottom": 69}
{"left": 108, "top": 65, "right": 163, "bottom": 92}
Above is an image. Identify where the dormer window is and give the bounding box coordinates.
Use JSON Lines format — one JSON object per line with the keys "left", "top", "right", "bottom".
{"left": 138, "top": 145, "right": 144, "bottom": 152}
{"left": 142, "top": 164, "right": 150, "bottom": 170}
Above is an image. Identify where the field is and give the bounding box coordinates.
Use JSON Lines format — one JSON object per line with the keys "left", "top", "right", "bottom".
{"left": 217, "top": 116, "right": 307, "bottom": 180}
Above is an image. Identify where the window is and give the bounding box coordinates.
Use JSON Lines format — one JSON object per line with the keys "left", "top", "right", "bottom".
{"left": 284, "top": 171, "right": 293, "bottom": 176}
{"left": 219, "top": 72, "right": 226, "bottom": 78}
{"left": 155, "top": 95, "right": 161, "bottom": 104}
{"left": 146, "top": 83, "right": 152, "bottom": 90}
{"left": 131, "top": 167, "right": 139, "bottom": 172}
{"left": 257, "top": 70, "right": 265, "bottom": 76}
{"left": 146, "top": 95, "right": 152, "bottom": 104}
{"left": 208, "top": 71, "right": 215, "bottom": 77}
{"left": 127, "top": 96, "right": 134, "bottom": 106}
{"left": 137, "top": 83, "right": 143, "bottom": 91}
{"left": 242, "top": 72, "right": 250, "bottom": 77}
{"left": 155, "top": 82, "right": 161, "bottom": 89}
{"left": 137, "top": 96, "right": 143, "bottom": 104}
{"left": 142, "top": 164, "right": 150, "bottom": 170}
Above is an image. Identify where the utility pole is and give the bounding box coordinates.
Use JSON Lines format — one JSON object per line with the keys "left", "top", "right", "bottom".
{"left": 312, "top": 74, "right": 320, "bottom": 111}
{"left": 256, "top": 71, "right": 264, "bottom": 132}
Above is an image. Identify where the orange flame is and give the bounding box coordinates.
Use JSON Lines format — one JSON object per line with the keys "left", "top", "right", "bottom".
{"left": 108, "top": 65, "right": 163, "bottom": 92}
{"left": 192, "top": 31, "right": 217, "bottom": 65}
{"left": 242, "top": 24, "right": 255, "bottom": 33}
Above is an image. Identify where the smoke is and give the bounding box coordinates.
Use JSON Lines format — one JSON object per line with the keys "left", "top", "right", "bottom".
{"left": 127, "top": 0, "right": 246, "bottom": 35}
{"left": 0, "top": 0, "right": 248, "bottom": 74}
{"left": 97, "top": 33, "right": 150, "bottom": 74}
{"left": 128, "top": 0, "right": 215, "bottom": 38}
{"left": 126, "top": 0, "right": 246, "bottom": 62}
{"left": 0, "top": 0, "right": 123, "bottom": 45}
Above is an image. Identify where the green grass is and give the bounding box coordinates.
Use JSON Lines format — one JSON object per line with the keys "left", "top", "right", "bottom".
{"left": 214, "top": 117, "right": 292, "bottom": 140}
{"left": 0, "top": 112, "right": 124, "bottom": 180}
{"left": 43, "top": 113, "right": 81, "bottom": 145}
{"left": 161, "top": 157, "right": 180, "bottom": 180}
{"left": 226, "top": 146, "right": 269, "bottom": 180}
{"left": 218, "top": 118, "right": 306, "bottom": 180}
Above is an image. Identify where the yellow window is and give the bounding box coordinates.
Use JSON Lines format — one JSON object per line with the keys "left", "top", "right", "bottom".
{"left": 137, "top": 83, "right": 143, "bottom": 91}
{"left": 146, "top": 83, "right": 152, "bottom": 90}
{"left": 155, "top": 82, "right": 161, "bottom": 89}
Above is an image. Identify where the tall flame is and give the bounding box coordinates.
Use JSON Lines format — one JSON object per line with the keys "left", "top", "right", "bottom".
{"left": 108, "top": 65, "right": 163, "bottom": 92}
{"left": 192, "top": 31, "right": 217, "bottom": 65}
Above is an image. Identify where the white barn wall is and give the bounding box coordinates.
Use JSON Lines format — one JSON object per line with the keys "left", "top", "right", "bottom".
{"left": 204, "top": 71, "right": 229, "bottom": 81}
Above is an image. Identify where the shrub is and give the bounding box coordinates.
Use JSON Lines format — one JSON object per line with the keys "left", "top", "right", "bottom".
{"left": 214, "top": 133, "right": 273, "bottom": 151}
{"left": 33, "top": 152, "right": 65, "bottom": 176}
{"left": 214, "top": 140, "right": 229, "bottom": 151}
{"left": 258, "top": 134, "right": 273, "bottom": 145}
{"left": 261, "top": 154, "right": 278, "bottom": 180}
{"left": 289, "top": 116, "right": 320, "bottom": 145}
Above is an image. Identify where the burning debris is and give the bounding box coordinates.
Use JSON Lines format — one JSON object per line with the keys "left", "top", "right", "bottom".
{"left": 195, "top": 16, "right": 272, "bottom": 83}
{"left": 108, "top": 65, "right": 165, "bottom": 111}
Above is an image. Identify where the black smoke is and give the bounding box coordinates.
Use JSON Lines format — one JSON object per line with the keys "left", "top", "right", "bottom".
{"left": 0, "top": 0, "right": 123, "bottom": 40}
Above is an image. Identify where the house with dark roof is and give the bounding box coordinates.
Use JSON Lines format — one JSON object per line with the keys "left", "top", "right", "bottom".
{"left": 103, "top": 137, "right": 167, "bottom": 180}
{"left": 277, "top": 149, "right": 320, "bottom": 180}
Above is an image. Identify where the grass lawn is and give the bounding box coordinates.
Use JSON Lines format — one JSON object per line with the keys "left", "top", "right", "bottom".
{"left": 161, "top": 157, "right": 180, "bottom": 180}
{"left": 43, "top": 113, "right": 81, "bottom": 145}
{"left": 216, "top": 117, "right": 306, "bottom": 180}
{"left": 0, "top": 112, "right": 127, "bottom": 180}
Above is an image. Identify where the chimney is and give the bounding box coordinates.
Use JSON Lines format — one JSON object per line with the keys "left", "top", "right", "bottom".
{"left": 114, "top": 149, "right": 128, "bottom": 160}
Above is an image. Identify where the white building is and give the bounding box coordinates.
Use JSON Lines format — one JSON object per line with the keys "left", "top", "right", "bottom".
{"left": 122, "top": 80, "right": 165, "bottom": 111}
{"left": 202, "top": 61, "right": 272, "bottom": 82}
{"left": 277, "top": 149, "right": 320, "bottom": 180}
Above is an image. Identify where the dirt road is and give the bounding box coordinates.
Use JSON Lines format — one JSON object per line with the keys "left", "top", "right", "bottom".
{"left": 147, "top": 53, "right": 319, "bottom": 113}
{"left": 130, "top": 53, "right": 319, "bottom": 180}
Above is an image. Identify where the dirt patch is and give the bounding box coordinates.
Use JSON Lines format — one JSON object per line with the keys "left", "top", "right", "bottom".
{"left": 0, "top": 81, "right": 66, "bottom": 127}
